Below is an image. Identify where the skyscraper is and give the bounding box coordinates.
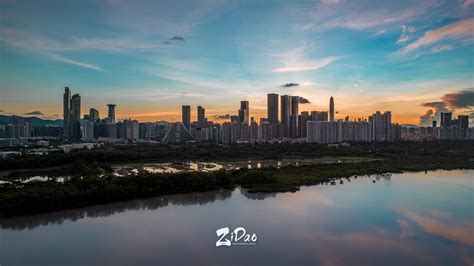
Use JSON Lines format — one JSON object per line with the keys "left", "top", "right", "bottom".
{"left": 441, "top": 112, "right": 452, "bottom": 127}
{"left": 89, "top": 108, "right": 99, "bottom": 122}
{"left": 182, "top": 105, "right": 191, "bottom": 130}
{"left": 321, "top": 111, "right": 329, "bottom": 122}
{"left": 371, "top": 111, "right": 392, "bottom": 141}
{"left": 107, "top": 104, "right": 116, "bottom": 124}
{"left": 281, "top": 95, "right": 290, "bottom": 136}
{"left": 329, "top": 96, "right": 335, "bottom": 121}
{"left": 290, "top": 96, "right": 299, "bottom": 138}
{"left": 383, "top": 111, "right": 392, "bottom": 141}
{"left": 267, "top": 93, "right": 279, "bottom": 124}
{"left": 71, "top": 94, "right": 81, "bottom": 140}
{"left": 63, "top": 87, "right": 71, "bottom": 140}
{"left": 290, "top": 96, "right": 299, "bottom": 116}
{"left": 197, "top": 106, "right": 206, "bottom": 127}
{"left": 458, "top": 115, "right": 469, "bottom": 129}
{"left": 299, "top": 112, "right": 309, "bottom": 138}
{"left": 239, "top": 101, "right": 249, "bottom": 125}
{"left": 371, "top": 111, "right": 384, "bottom": 141}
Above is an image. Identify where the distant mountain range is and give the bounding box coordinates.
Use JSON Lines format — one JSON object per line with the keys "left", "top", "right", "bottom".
{"left": 0, "top": 115, "right": 63, "bottom": 127}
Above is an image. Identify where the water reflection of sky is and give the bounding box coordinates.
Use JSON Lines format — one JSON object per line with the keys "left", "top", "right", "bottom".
{"left": 0, "top": 170, "right": 472, "bottom": 265}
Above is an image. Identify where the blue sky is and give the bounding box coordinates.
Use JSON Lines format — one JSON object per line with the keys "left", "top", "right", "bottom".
{"left": 1, "top": 0, "right": 473, "bottom": 124}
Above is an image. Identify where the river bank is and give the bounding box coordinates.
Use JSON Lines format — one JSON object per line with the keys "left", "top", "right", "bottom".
{"left": 1, "top": 154, "right": 473, "bottom": 217}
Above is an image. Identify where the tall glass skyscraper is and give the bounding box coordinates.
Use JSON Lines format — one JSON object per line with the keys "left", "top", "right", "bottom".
{"left": 63, "top": 87, "right": 71, "bottom": 140}
{"left": 280, "top": 95, "right": 290, "bottom": 137}
{"left": 329, "top": 96, "right": 335, "bottom": 121}
{"left": 182, "top": 105, "right": 191, "bottom": 130}
{"left": 267, "top": 93, "right": 279, "bottom": 124}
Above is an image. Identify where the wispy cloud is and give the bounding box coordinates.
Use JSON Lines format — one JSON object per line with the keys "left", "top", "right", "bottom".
{"left": 46, "top": 53, "right": 104, "bottom": 71}
{"left": 299, "top": 0, "right": 442, "bottom": 32}
{"left": 402, "top": 18, "right": 474, "bottom": 53}
{"left": 272, "top": 56, "right": 338, "bottom": 73}
{"left": 396, "top": 25, "right": 416, "bottom": 44}
{"left": 462, "top": 0, "right": 474, "bottom": 9}
{"left": 0, "top": 28, "right": 168, "bottom": 53}
{"left": 430, "top": 44, "right": 454, "bottom": 53}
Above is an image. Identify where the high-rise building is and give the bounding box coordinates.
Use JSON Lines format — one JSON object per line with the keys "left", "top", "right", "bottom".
{"left": 182, "top": 105, "right": 191, "bottom": 130}
{"left": 63, "top": 87, "right": 71, "bottom": 140}
{"left": 267, "top": 93, "right": 279, "bottom": 124}
{"left": 371, "top": 111, "right": 393, "bottom": 141}
{"left": 329, "top": 96, "right": 335, "bottom": 121}
{"left": 383, "top": 111, "right": 392, "bottom": 141}
{"left": 250, "top": 121, "right": 259, "bottom": 142}
{"left": 107, "top": 104, "right": 116, "bottom": 124}
{"left": 230, "top": 115, "right": 240, "bottom": 123}
{"left": 259, "top": 121, "right": 272, "bottom": 142}
{"left": 310, "top": 111, "right": 328, "bottom": 122}
{"left": 71, "top": 94, "right": 81, "bottom": 121}
{"left": 124, "top": 119, "right": 139, "bottom": 140}
{"left": 308, "top": 120, "right": 375, "bottom": 143}
{"left": 290, "top": 96, "right": 299, "bottom": 116}
{"left": 197, "top": 106, "right": 206, "bottom": 126}
{"left": 299, "top": 112, "right": 309, "bottom": 138}
{"left": 458, "top": 115, "right": 469, "bottom": 129}
{"left": 432, "top": 120, "right": 437, "bottom": 128}
{"left": 307, "top": 121, "right": 341, "bottom": 143}
{"left": 239, "top": 101, "right": 249, "bottom": 125}
{"left": 71, "top": 94, "right": 81, "bottom": 140}
{"left": 289, "top": 96, "right": 299, "bottom": 138}
{"left": 289, "top": 115, "right": 298, "bottom": 138}
{"left": 89, "top": 108, "right": 99, "bottom": 122}
{"left": 82, "top": 120, "right": 94, "bottom": 141}
{"left": 280, "top": 95, "right": 290, "bottom": 136}
{"left": 321, "top": 111, "right": 329, "bottom": 122}
{"left": 440, "top": 112, "right": 452, "bottom": 127}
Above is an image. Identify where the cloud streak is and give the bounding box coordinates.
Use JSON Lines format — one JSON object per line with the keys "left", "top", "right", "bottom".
{"left": 46, "top": 53, "right": 104, "bottom": 71}
{"left": 300, "top": 0, "right": 442, "bottom": 32}
{"left": 0, "top": 28, "right": 167, "bottom": 53}
{"left": 272, "top": 56, "right": 338, "bottom": 73}
{"left": 403, "top": 18, "right": 474, "bottom": 53}
{"left": 396, "top": 25, "right": 416, "bottom": 44}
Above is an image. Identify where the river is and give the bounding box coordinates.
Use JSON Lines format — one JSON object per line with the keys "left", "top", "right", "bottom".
{"left": 0, "top": 170, "right": 473, "bottom": 265}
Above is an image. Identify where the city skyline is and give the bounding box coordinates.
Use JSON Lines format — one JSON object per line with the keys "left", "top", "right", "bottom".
{"left": 1, "top": 1, "right": 473, "bottom": 124}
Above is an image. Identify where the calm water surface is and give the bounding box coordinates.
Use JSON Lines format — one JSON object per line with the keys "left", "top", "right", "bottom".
{"left": 1, "top": 170, "right": 473, "bottom": 266}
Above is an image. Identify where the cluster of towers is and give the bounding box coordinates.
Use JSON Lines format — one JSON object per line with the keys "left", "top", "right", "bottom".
{"left": 61, "top": 86, "right": 406, "bottom": 144}
{"left": 266, "top": 94, "right": 335, "bottom": 139}
{"left": 181, "top": 105, "right": 209, "bottom": 130}
{"left": 63, "top": 87, "right": 119, "bottom": 141}
{"left": 177, "top": 94, "right": 340, "bottom": 143}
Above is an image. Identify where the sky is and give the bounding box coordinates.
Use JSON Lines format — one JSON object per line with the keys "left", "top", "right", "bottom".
{"left": 1, "top": 0, "right": 473, "bottom": 125}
